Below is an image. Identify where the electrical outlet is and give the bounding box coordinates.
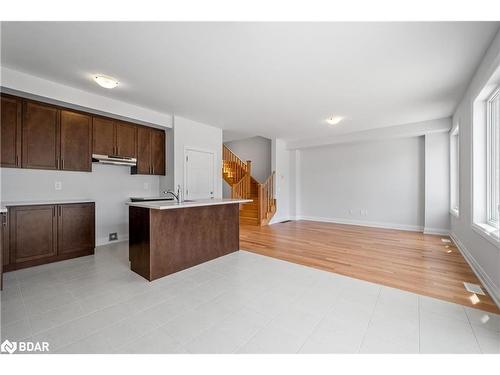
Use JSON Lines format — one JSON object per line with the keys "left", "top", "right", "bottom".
{"left": 54, "top": 181, "right": 62, "bottom": 190}
{"left": 109, "top": 232, "right": 118, "bottom": 241}
{"left": 143, "top": 182, "right": 149, "bottom": 190}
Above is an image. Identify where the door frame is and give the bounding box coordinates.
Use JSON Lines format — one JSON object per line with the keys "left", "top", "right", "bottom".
{"left": 183, "top": 146, "right": 215, "bottom": 200}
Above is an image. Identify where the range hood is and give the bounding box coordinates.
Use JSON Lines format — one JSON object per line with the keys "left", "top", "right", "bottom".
{"left": 92, "top": 154, "right": 137, "bottom": 166}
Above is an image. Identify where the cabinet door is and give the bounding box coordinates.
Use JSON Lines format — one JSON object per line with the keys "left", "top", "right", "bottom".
{"left": 1, "top": 96, "right": 22, "bottom": 168}
{"left": 151, "top": 129, "right": 165, "bottom": 176}
{"left": 60, "top": 110, "right": 92, "bottom": 172}
{"left": 11, "top": 205, "right": 57, "bottom": 263}
{"left": 2, "top": 212, "right": 9, "bottom": 267}
{"left": 58, "top": 203, "right": 95, "bottom": 255}
{"left": 135, "top": 126, "right": 152, "bottom": 174}
{"left": 92, "top": 117, "right": 115, "bottom": 155}
{"left": 22, "top": 101, "right": 60, "bottom": 170}
{"left": 116, "top": 122, "right": 137, "bottom": 158}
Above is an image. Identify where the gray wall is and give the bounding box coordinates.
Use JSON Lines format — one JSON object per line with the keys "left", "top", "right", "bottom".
{"left": 298, "top": 137, "right": 425, "bottom": 231}
{"left": 1, "top": 165, "right": 160, "bottom": 246}
{"left": 224, "top": 136, "right": 272, "bottom": 183}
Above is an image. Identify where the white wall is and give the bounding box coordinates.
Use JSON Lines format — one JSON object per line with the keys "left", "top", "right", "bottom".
{"left": 450, "top": 29, "right": 500, "bottom": 305}
{"left": 271, "top": 139, "right": 291, "bottom": 223}
{"left": 424, "top": 132, "right": 451, "bottom": 234}
{"left": 1, "top": 67, "right": 173, "bottom": 128}
{"left": 224, "top": 136, "right": 272, "bottom": 183}
{"left": 0, "top": 165, "right": 159, "bottom": 246}
{"left": 167, "top": 116, "right": 223, "bottom": 199}
{"left": 296, "top": 137, "right": 425, "bottom": 231}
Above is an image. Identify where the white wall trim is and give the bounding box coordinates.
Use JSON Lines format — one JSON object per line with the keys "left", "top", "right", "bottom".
{"left": 423, "top": 227, "right": 450, "bottom": 235}
{"left": 96, "top": 235, "right": 129, "bottom": 247}
{"left": 295, "top": 215, "right": 424, "bottom": 232}
{"left": 449, "top": 231, "right": 500, "bottom": 308}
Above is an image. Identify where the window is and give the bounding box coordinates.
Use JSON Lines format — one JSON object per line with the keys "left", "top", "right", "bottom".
{"left": 487, "top": 88, "right": 500, "bottom": 227}
{"left": 450, "top": 125, "right": 459, "bottom": 216}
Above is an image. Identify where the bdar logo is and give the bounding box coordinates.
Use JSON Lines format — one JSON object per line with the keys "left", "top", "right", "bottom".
{"left": 1, "top": 340, "right": 17, "bottom": 354}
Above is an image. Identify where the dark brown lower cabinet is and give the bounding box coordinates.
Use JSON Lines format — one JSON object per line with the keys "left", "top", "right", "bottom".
{"left": 58, "top": 203, "right": 95, "bottom": 256}
{"left": 3, "top": 202, "right": 95, "bottom": 272}
{"left": 0, "top": 212, "right": 7, "bottom": 290}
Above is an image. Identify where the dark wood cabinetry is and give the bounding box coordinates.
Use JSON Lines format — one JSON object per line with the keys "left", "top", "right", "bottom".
{"left": 93, "top": 117, "right": 116, "bottom": 155}
{"left": 3, "top": 202, "right": 95, "bottom": 272}
{"left": 93, "top": 118, "right": 137, "bottom": 158}
{"left": 58, "top": 203, "right": 95, "bottom": 256}
{"left": 0, "top": 212, "right": 8, "bottom": 290}
{"left": 10, "top": 205, "right": 58, "bottom": 263}
{"left": 60, "top": 110, "right": 92, "bottom": 171}
{"left": 135, "top": 126, "right": 152, "bottom": 174}
{"left": 1, "top": 93, "right": 165, "bottom": 175}
{"left": 151, "top": 128, "right": 166, "bottom": 175}
{"left": 133, "top": 127, "right": 165, "bottom": 175}
{"left": 116, "top": 122, "right": 137, "bottom": 158}
{"left": 22, "top": 101, "right": 60, "bottom": 170}
{"left": 1, "top": 95, "right": 22, "bottom": 168}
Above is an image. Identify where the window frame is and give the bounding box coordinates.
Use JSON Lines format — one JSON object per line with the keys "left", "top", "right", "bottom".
{"left": 450, "top": 124, "right": 460, "bottom": 217}
{"left": 486, "top": 87, "right": 500, "bottom": 227}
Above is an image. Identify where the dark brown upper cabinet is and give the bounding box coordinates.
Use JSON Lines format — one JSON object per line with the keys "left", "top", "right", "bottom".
{"left": 92, "top": 117, "right": 115, "bottom": 155}
{"left": 1, "top": 95, "right": 22, "bottom": 168}
{"left": 135, "top": 126, "right": 152, "bottom": 174}
{"left": 3, "top": 93, "right": 164, "bottom": 175}
{"left": 92, "top": 118, "right": 137, "bottom": 158}
{"left": 60, "top": 110, "right": 92, "bottom": 172}
{"left": 151, "top": 128, "right": 165, "bottom": 175}
{"left": 116, "top": 122, "right": 137, "bottom": 158}
{"left": 132, "top": 127, "right": 165, "bottom": 175}
{"left": 22, "top": 100, "right": 60, "bottom": 170}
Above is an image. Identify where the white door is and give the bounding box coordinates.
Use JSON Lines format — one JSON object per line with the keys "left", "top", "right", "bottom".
{"left": 184, "top": 148, "right": 215, "bottom": 200}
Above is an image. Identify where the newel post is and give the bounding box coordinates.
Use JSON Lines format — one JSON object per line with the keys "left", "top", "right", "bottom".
{"left": 246, "top": 160, "right": 252, "bottom": 198}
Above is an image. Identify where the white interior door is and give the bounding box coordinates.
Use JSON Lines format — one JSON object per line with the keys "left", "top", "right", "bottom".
{"left": 184, "top": 148, "right": 215, "bottom": 200}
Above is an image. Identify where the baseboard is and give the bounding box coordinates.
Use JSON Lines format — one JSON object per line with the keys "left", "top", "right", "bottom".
{"left": 96, "top": 235, "right": 129, "bottom": 247}
{"left": 297, "top": 215, "right": 424, "bottom": 232}
{"left": 269, "top": 216, "right": 292, "bottom": 225}
{"left": 423, "top": 227, "right": 450, "bottom": 235}
{"left": 449, "top": 231, "right": 500, "bottom": 309}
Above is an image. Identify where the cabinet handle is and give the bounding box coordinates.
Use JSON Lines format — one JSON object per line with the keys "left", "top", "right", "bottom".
{"left": 53, "top": 207, "right": 55, "bottom": 217}
{"left": 62, "top": 159, "right": 64, "bottom": 169}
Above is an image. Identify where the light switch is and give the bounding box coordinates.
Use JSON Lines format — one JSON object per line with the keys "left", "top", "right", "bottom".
{"left": 143, "top": 182, "right": 150, "bottom": 190}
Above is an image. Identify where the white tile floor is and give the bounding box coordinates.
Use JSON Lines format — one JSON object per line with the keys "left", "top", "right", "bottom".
{"left": 1, "top": 241, "right": 499, "bottom": 354}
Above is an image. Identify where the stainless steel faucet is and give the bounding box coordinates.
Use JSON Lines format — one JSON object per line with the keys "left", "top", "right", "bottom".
{"left": 163, "top": 185, "right": 183, "bottom": 203}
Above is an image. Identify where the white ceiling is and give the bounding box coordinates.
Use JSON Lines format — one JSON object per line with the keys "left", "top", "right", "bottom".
{"left": 1, "top": 22, "right": 498, "bottom": 142}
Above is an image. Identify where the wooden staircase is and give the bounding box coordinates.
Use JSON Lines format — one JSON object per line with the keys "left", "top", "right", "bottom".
{"left": 223, "top": 145, "right": 276, "bottom": 226}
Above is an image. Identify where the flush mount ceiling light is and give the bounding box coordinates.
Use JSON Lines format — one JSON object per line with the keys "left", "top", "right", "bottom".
{"left": 93, "top": 75, "right": 119, "bottom": 89}
{"left": 326, "top": 115, "right": 344, "bottom": 125}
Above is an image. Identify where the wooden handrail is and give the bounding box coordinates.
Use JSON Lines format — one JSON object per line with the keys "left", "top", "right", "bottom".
{"left": 231, "top": 174, "right": 251, "bottom": 199}
{"left": 223, "top": 145, "right": 248, "bottom": 184}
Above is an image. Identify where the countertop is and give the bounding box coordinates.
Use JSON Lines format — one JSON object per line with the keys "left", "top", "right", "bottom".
{"left": 0, "top": 199, "right": 94, "bottom": 212}
{"left": 126, "top": 198, "right": 252, "bottom": 210}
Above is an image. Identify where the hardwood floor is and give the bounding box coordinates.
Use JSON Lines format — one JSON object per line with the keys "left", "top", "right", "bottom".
{"left": 240, "top": 220, "right": 500, "bottom": 314}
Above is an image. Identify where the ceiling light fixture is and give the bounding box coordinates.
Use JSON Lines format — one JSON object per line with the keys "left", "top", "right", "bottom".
{"left": 93, "top": 75, "right": 119, "bottom": 89}
{"left": 326, "top": 115, "right": 344, "bottom": 125}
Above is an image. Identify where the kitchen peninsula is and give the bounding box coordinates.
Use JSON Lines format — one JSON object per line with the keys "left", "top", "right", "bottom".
{"left": 127, "top": 198, "right": 251, "bottom": 281}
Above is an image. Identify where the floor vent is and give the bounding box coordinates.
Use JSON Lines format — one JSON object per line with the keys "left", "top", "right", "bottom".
{"left": 441, "top": 238, "right": 451, "bottom": 243}
{"left": 463, "top": 282, "right": 485, "bottom": 295}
